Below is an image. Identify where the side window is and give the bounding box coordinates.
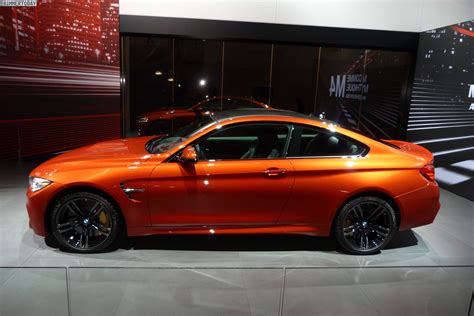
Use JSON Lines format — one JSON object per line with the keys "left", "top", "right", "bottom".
{"left": 288, "top": 125, "right": 365, "bottom": 157}
{"left": 197, "top": 123, "right": 289, "bottom": 160}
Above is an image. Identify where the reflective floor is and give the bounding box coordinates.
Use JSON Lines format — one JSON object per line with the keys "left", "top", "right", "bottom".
{"left": 0, "top": 161, "right": 473, "bottom": 315}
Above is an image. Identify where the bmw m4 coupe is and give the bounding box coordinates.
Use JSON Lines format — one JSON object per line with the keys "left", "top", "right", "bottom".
{"left": 27, "top": 109, "right": 440, "bottom": 255}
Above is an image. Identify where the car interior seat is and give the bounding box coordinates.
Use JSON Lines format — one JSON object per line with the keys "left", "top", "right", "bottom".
{"left": 304, "top": 134, "right": 340, "bottom": 155}
{"left": 240, "top": 129, "right": 280, "bottom": 159}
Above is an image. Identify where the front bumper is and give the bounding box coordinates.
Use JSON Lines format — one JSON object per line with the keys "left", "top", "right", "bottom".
{"left": 26, "top": 182, "right": 62, "bottom": 237}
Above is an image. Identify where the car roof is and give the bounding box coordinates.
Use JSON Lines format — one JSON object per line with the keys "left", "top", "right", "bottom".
{"left": 210, "top": 108, "right": 332, "bottom": 124}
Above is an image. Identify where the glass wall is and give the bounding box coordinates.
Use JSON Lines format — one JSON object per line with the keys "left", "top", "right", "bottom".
{"left": 124, "top": 35, "right": 413, "bottom": 139}
{"left": 271, "top": 45, "right": 320, "bottom": 113}
{"left": 316, "top": 47, "right": 367, "bottom": 132}
{"left": 361, "top": 51, "right": 412, "bottom": 138}
{"left": 128, "top": 37, "right": 173, "bottom": 127}
{"left": 174, "top": 39, "right": 223, "bottom": 107}
{"left": 223, "top": 42, "right": 272, "bottom": 103}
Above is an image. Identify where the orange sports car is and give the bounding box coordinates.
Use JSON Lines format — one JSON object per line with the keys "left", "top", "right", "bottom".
{"left": 136, "top": 96, "right": 269, "bottom": 136}
{"left": 26, "top": 109, "right": 440, "bottom": 254}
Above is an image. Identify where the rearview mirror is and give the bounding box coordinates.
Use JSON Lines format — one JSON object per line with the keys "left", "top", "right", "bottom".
{"left": 178, "top": 146, "right": 197, "bottom": 163}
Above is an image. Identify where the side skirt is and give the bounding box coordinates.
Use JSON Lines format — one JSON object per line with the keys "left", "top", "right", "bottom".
{"left": 127, "top": 224, "right": 329, "bottom": 237}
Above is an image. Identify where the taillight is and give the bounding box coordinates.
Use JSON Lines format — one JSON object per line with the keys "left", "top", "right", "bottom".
{"left": 420, "top": 164, "right": 435, "bottom": 181}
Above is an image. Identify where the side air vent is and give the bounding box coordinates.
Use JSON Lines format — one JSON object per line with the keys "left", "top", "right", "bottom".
{"left": 120, "top": 183, "right": 145, "bottom": 199}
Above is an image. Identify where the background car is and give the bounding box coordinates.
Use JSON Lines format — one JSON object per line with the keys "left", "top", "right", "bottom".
{"left": 27, "top": 109, "right": 440, "bottom": 255}
{"left": 136, "top": 96, "right": 270, "bottom": 136}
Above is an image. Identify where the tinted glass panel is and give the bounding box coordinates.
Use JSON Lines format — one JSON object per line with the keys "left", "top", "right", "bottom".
{"left": 195, "top": 97, "right": 264, "bottom": 111}
{"left": 222, "top": 42, "right": 272, "bottom": 104}
{"left": 124, "top": 36, "right": 413, "bottom": 139}
{"left": 288, "top": 126, "right": 365, "bottom": 157}
{"left": 222, "top": 98, "right": 265, "bottom": 110}
{"left": 174, "top": 39, "right": 223, "bottom": 108}
{"left": 316, "top": 47, "right": 367, "bottom": 130}
{"left": 195, "top": 99, "right": 223, "bottom": 111}
{"left": 197, "top": 123, "right": 289, "bottom": 160}
{"left": 360, "top": 50, "right": 412, "bottom": 139}
{"left": 270, "top": 44, "right": 319, "bottom": 113}
{"left": 129, "top": 37, "right": 173, "bottom": 130}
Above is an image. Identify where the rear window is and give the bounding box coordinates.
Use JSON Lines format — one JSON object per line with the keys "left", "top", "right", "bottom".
{"left": 287, "top": 125, "right": 367, "bottom": 157}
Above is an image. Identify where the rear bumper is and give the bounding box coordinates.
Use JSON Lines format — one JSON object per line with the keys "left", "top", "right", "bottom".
{"left": 396, "top": 181, "right": 440, "bottom": 231}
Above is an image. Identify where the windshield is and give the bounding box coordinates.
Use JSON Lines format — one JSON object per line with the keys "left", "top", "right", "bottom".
{"left": 146, "top": 117, "right": 214, "bottom": 154}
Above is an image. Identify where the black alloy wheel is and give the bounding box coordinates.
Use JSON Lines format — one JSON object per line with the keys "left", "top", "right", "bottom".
{"left": 50, "top": 192, "right": 121, "bottom": 253}
{"left": 334, "top": 196, "right": 397, "bottom": 255}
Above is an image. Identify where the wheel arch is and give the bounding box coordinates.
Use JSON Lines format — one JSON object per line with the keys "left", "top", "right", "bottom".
{"left": 330, "top": 190, "right": 401, "bottom": 235}
{"left": 44, "top": 185, "right": 127, "bottom": 236}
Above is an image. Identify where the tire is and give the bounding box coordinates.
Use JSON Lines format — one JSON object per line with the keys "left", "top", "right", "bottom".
{"left": 334, "top": 196, "right": 397, "bottom": 255}
{"left": 49, "top": 192, "right": 122, "bottom": 253}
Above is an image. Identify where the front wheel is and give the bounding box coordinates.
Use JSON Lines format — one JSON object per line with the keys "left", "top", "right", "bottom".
{"left": 334, "top": 196, "right": 397, "bottom": 255}
{"left": 49, "top": 192, "right": 122, "bottom": 253}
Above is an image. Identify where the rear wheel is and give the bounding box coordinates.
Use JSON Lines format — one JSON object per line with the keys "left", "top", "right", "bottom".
{"left": 49, "top": 192, "right": 121, "bottom": 253}
{"left": 334, "top": 196, "right": 397, "bottom": 255}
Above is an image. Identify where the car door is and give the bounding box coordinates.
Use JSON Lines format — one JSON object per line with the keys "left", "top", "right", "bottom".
{"left": 148, "top": 122, "right": 294, "bottom": 226}
{"left": 148, "top": 156, "right": 209, "bottom": 226}
{"left": 278, "top": 124, "right": 367, "bottom": 226}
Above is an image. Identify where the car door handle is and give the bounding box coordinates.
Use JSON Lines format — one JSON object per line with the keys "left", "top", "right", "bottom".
{"left": 262, "top": 168, "right": 287, "bottom": 177}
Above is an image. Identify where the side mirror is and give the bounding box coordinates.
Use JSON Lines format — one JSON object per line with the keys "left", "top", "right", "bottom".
{"left": 179, "top": 146, "right": 197, "bottom": 163}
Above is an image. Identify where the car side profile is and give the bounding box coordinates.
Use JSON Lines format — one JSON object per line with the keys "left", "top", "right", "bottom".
{"left": 136, "top": 96, "right": 270, "bottom": 136}
{"left": 27, "top": 109, "right": 440, "bottom": 255}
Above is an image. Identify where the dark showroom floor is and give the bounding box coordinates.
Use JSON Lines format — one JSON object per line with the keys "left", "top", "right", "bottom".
{"left": 0, "top": 161, "right": 473, "bottom": 315}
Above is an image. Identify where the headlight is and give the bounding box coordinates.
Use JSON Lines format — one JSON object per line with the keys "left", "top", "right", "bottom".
{"left": 138, "top": 117, "right": 149, "bottom": 123}
{"left": 29, "top": 177, "right": 53, "bottom": 192}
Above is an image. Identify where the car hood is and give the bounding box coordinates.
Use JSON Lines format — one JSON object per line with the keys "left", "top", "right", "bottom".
{"left": 30, "top": 137, "right": 166, "bottom": 180}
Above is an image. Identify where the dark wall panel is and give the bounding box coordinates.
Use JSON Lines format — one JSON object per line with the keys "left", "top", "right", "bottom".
{"left": 407, "top": 20, "right": 474, "bottom": 200}
{"left": 270, "top": 45, "right": 319, "bottom": 113}
{"left": 128, "top": 37, "right": 173, "bottom": 127}
{"left": 222, "top": 42, "right": 272, "bottom": 103}
{"left": 174, "top": 39, "right": 223, "bottom": 107}
{"left": 316, "top": 47, "right": 367, "bottom": 132}
{"left": 125, "top": 35, "right": 414, "bottom": 140}
{"left": 361, "top": 50, "right": 412, "bottom": 139}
